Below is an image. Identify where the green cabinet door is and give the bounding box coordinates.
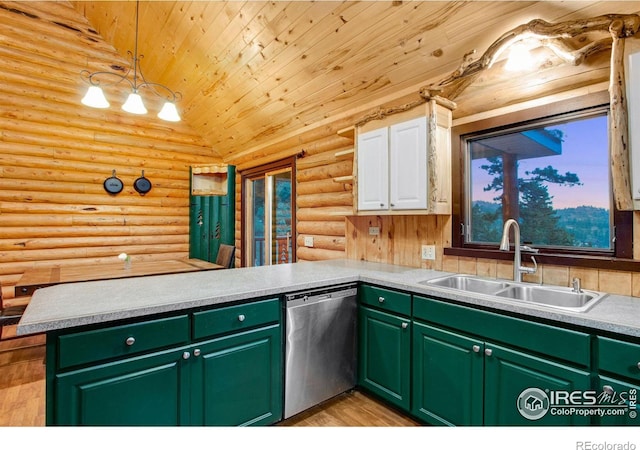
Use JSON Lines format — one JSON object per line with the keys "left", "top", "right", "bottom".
{"left": 484, "top": 343, "right": 591, "bottom": 426}
{"left": 412, "top": 322, "right": 484, "bottom": 426}
{"left": 595, "top": 376, "right": 640, "bottom": 426}
{"left": 192, "top": 324, "right": 282, "bottom": 426}
{"left": 55, "top": 345, "right": 191, "bottom": 426}
{"left": 358, "top": 306, "right": 411, "bottom": 410}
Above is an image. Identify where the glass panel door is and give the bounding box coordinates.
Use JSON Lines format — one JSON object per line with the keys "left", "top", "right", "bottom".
{"left": 270, "top": 170, "right": 292, "bottom": 265}
{"left": 245, "top": 177, "right": 266, "bottom": 266}
{"left": 244, "top": 165, "right": 293, "bottom": 267}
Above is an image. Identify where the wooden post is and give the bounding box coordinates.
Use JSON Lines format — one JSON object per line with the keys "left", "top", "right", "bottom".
{"left": 609, "top": 19, "right": 633, "bottom": 211}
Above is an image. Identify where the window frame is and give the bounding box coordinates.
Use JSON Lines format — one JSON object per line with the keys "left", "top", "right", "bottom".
{"left": 446, "top": 91, "right": 636, "bottom": 270}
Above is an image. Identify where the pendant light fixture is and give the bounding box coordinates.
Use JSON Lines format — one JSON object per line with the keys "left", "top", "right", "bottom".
{"left": 80, "top": 0, "right": 181, "bottom": 122}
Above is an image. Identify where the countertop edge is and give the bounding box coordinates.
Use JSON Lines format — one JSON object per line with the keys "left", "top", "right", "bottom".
{"left": 16, "top": 260, "right": 640, "bottom": 338}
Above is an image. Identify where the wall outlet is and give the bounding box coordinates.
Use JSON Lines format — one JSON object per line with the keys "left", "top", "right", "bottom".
{"left": 304, "top": 236, "right": 314, "bottom": 247}
{"left": 369, "top": 226, "right": 380, "bottom": 236}
{"left": 421, "top": 245, "right": 436, "bottom": 260}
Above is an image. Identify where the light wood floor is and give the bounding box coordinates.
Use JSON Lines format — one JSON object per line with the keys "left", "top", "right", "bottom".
{"left": 0, "top": 336, "right": 418, "bottom": 427}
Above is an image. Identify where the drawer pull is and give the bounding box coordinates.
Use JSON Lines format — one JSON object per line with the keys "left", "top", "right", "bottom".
{"left": 603, "top": 385, "right": 614, "bottom": 395}
{"left": 125, "top": 337, "right": 136, "bottom": 346}
{"left": 378, "top": 297, "right": 385, "bottom": 304}
{"left": 182, "top": 351, "right": 191, "bottom": 360}
{"left": 637, "top": 362, "right": 640, "bottom": 370}
{"left": 401, "top": 322, "right": 408, "bottom": 329}
{"left": 238, "top": 314, "right": 246, "bottom": 322}
{"left": 484, "top": 348, "right": 493, "bottom": 357}
{"left": 193, "top": 349, "right": 201, "bottom": 357}
{"left": 472, "top": 345, "right": 480, "bottom": 353}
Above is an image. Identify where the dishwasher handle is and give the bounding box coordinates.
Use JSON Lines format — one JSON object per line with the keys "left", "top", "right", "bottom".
{"left": 285, "top": 285, "right": 357, "bottom": 306}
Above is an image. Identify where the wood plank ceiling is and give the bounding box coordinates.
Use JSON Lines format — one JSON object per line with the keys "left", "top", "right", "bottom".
{"left": 70, "top": 1, "right": 640, "bottom": 163}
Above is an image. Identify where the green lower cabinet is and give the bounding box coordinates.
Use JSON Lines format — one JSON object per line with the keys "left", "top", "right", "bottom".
{"left": 411, "top": 322, "right": 591, "bottom": 426}
{"left": 484, "top": 343, "right": 591, "bottom": 426}
{"left": 52, "top": 319, "right": 282, "bottom": 426}
{"left": 358, "top": 306, "right": 411, "bottom": 410}
{"left": 411, "top": 322, "right": 484, "bottom": 425}
{"left": 193, "top": 324, "right": 282, "bottom": 426}
{"left": 594, "top": 376, "right": 640, "bottom": 426}
{"left": 55, "top": 345, "right": 191, "bottom": 426}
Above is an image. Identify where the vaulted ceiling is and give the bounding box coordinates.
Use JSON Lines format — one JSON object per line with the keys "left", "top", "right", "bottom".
{"left": 70, "top": 1, "right": 640, "bottom": 163}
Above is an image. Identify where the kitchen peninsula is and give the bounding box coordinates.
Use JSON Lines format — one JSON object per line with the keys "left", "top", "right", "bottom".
{"left": 18, "top": 259, "right": 640, "bottom": 426}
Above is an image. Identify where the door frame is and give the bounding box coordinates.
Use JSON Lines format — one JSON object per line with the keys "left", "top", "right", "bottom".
{"left": 240, "top": 157, "right": 296, "bottom": 267}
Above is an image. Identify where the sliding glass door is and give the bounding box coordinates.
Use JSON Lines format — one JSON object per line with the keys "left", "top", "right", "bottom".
{"left": 242, "top": 159, "right": 295, "bottom": 267}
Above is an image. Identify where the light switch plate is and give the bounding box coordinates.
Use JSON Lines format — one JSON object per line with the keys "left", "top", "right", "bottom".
{"left": 421, "top": 245, "right": 436, "bottom": 260}
{"left": 369, "top": 226, "right": 380, "bottom": 236}
{"left": 304, "top": 236, "right": 314, "bottom": 247}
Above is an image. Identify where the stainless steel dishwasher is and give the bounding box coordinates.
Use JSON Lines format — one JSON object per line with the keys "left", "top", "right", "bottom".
{"left": 283, "top": 283, "right": 358, "bottom": 419}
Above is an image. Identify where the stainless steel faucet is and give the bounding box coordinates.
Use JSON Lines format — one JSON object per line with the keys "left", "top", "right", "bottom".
{"left": 572, "top": 277, "right": 582, "bottom": 293}
{"left": 499, "top": 218, "right": 537, "bottom": 282}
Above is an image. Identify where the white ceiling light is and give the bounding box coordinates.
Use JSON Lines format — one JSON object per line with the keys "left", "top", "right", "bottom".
{"left": 80, "top": 0, "right": 181, "bottom": 121}
{"left": 505, "top": 42, "right": 535, "bottom": 72}
{"left": 81, "top": 85, "right": 110, "bottom": 108}
{"left": 122, "top": 92, "right": 148, "bottom": 115}
{"left": 157, "top": 101, "right": 181, "bottom": 122}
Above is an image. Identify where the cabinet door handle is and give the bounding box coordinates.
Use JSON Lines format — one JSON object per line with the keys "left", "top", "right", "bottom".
{"left": 238, "top": 314, "right": 246, "bottom": 322}
{"left": 603, "top": 385, "right": 614, "bottom": 395}
{"left": 401, "top": 322, "right": 408, "bottom": 329}
{"left": 390, "top": 203, "right": 395, "bottom": 207}
{"left": 484, "top": 348, "right": 493, "bottom": 357}
{"left": 193, "top": 349, "right": 201, "bottom": 357}
{"left": 182, "top": 351, "right": 191, "bottom": 360}
{"left": 378, "top": 297, "right": 385, "bottom": 303}
{"left": 472, "top": 345, "right": 480, "bottom": 353}
{"left": 125, "top": 337, "right": 135, "bottom": 346}
{"left": 637, "top": 362, "right": 640, "bottom": 370}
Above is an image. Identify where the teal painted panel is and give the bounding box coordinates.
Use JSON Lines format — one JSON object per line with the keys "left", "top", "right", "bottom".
{"left": 55, "top": 345, "right": 190, "bottom": 426}
{"left": 193, "top": 324, "right": 282, "bottom": 426}
{"left": 413, "top": 295, "right": 590, "bottom": 367}
{"left": 484, "top": 343, "right": 591, "bottom": 426}
{"left": 189, "top": 166, "right": 235, "bottom": 264}
{"left": 358, "top": 306, "right": 411, "bottom": 411}
{"left": 192, "top": 298, "right": 280, "bottom": 340}
{"left": 359, "top": 284, "right": 411, "bottom": 317}
{"left": 412, "top": 322, "right": 484, "bottom": 426}
{"left": 58, "top": 315, "right": 190, "bottom": 369}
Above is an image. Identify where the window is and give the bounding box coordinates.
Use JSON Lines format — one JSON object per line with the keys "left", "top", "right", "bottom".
{"left": 451, "top": 93, "right": 633, "bottom": 262}
{"left": 466, "top": 107, "right": 611, "bottom": 251}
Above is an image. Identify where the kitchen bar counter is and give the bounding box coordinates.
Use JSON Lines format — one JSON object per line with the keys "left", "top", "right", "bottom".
{"left": 14, "top": 258, "right": 223, "bottom": 297}
{"left": 17, "top": 259, "right": 640, "bottom": 337}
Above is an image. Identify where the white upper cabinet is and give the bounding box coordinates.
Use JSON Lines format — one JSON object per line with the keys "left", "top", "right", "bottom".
{"left": 389, "top": 117, "right": 428, "bottom": 210}
{"left": 355, "top": 99, "right": 453, "bottom": 215}
{"left": 357, "top": 127, "right": 389, "bottom": 211}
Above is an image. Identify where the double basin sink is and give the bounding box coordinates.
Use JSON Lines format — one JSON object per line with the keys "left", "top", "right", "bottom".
{"left": 421, "top": 274, "right": 607, "bottom": 312}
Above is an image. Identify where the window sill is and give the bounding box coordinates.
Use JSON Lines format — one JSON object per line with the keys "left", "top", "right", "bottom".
{"left": 444, "top": 247, "right": 640, "bottom": 272}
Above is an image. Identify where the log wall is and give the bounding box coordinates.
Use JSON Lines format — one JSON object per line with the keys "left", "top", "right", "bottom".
{"left": 0, "top": 2, "right": 218, "bottom": 305}
{"left": 295, "top": 134, "right": 354, "bottom": 262}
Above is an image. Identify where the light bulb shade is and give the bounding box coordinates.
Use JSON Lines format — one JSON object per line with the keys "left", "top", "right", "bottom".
{"left": 122, "top": 92, "right": 147, "bottom": 114}
{"left": 81, "top": 86, "right": 110, "bottom": 108}
{"left": 157, "top": 102, "right": 181, "bottom": 122}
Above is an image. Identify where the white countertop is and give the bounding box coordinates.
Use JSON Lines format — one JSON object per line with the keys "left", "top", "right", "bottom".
{"left": 17, "top": 259, "right": 640, "bottom": 337}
